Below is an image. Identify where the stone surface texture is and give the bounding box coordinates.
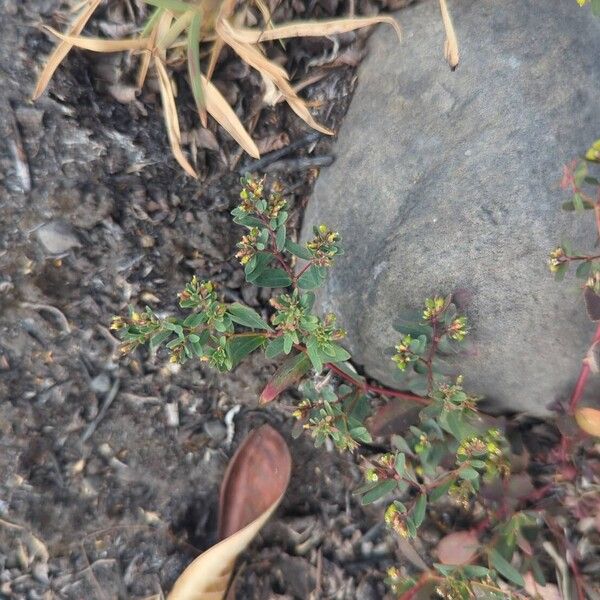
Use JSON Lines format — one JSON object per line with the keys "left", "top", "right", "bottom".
{"left": 303, "top": 0, "right": 600, "bottom": 415}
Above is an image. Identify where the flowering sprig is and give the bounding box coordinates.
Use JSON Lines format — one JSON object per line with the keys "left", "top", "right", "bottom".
{"left": 391, "top": 296, "right": 469, "bottom": 396}
{"left": 112, "top": 175, "right": 517, "bottom": 598}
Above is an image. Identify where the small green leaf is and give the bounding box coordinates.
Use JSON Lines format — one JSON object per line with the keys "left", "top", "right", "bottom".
{"left": 285, "top": 239, "right": 313, "bottom": 260}
{"left": 405, "top": 517, "right": 417, "bottom": 538}
{"left": 360, "top": 480, "right": 397, "bottom": 505}
{"left": 576, "top": 261, "right": 592, "bottom": 279}
{"left": 433, "top": 564, "right": 457, "bottom": 576}
{"left": 325, "top": 343, "right": 351, "bottom": 363}
{"left": 395, "top": 453, "right": 406, "bottom": 477}
{"left": 251, "top": 268, "right": 293, "bottom": 288}
{"left": 444, "top": 409, "right": 468, "bottom": 441}
{"left": 412, "top": 493, "right": 427, "bottom": 527}
{"left": 462, "top": 565, "right": 491, "bottom": 578}
{"left": 276, "top": 225, "right": 286, "bottom": 251}
{"left": 298, "top": 265, "right": 327, "bottom": 290}
{"left": 306, "top": 340, "right": 323, "bottom": 373}
{"left": 245, "top": 251, "right": 272, "bottom": 279}
{"left": 489, "top": 549, "right": 524, "bottom": 587}
{"left": 429, "top": 478, "right": 455, "bottom": 501}
{"left": 392, "top": 435, "right": 413, "bottom": 455}
{"left": 183, "top": 313, "right": 205, "bottom": 328}
{"left": 350, "top": 426, "right": 372, "bottom": 443}
{"left": 227, "top": 334, "right": 266, "bottom": 367}
{"left": 228, "top": 303, "right": 272, "bottom": 330}
{"left": 163, "top": 322, "right": 184, "bottom": 337}
{"left": 554, "top": 262, "right": 569, "bottom": 282}
{"left": 265, "top": 336, "right": 286, "bottom": 359}
{"left": 149, "top": 330, "right": 171, "bottom": 350}
{"left": 460, "top": 466, "right": 480, "bottom": 481}
{"left": 573, "top": 192, "right": 585, "bottom": 212}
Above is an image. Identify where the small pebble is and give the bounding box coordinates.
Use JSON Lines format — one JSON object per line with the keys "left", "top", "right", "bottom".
{"left": 164, "top": 403, "right": 179, "bottom": 427}
{"left": 32, "top": 562, "right": 49, "bottom": 585}
{"left": 141, "top": 235, "right": 154, "bottom": 248}
{"left": 203, "top": 420, "right": 226, "bottom": 442}
{"left": 35, "top": 221, "right": 80, "bottom": 255}
{"left": 90, "top": 373, "right": 111, "bottom": 394}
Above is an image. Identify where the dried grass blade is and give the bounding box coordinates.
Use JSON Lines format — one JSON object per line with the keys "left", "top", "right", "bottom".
{"left": 206, "top": 38, "right": 225, "bottom": 80}
{"left": 137, "top": 20, "right": 159, "bottom": 89}
{"left": 155, "top": 56, "right": 198, "bottom": 177}
{"left": 42, "top": 27, "right": 149, "bottom": 52}
{"left": 202, "top": 75, "right": 260, "bottom": 158}
{"left": 439, "top": 0, "right": 459, "bottom": 70}
{"left": 159, "top": 10, "right": 194, "bottom": 49}
{"left": 32, "top": 0, "right": 101, "bottom": 99}
{"left": 227, "top": 15, "right": 401, "bottom": 44}
{"left": 218, "top": 20, "right": 332, "bottom": 135}
{"left": 188, "top": 13, "right": 208, "bottom": 127}
{"left": 155, "top": 10, "right": 174, "bottom": 61}
{"left": 217, "top": 20, "right": 288, "bottom": 80}
{"left": 140, "top": 6, "right": 163, "bottom": 37}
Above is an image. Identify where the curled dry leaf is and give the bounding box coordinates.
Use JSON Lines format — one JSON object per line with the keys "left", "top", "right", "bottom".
{"left": 575, "top": 407, "right": 600, "bottom": 437}
{"left": 168, "top": 424, "right": 291, "bottom": 600}
{"left": 436, "top": 530, "right": 479, "bottom": 565}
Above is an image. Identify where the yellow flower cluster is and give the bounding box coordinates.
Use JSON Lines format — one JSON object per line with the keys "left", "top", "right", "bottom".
{"left": 423, "top": 296, "right": 446, "bottom": 321}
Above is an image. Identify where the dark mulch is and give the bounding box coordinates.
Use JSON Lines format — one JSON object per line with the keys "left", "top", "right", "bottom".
{"left": 0, "top": 0, "right": 419, "bottom": 598}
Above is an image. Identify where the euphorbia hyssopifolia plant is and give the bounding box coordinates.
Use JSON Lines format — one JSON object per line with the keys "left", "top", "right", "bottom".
{"left": 114, "top": 176, "right": 550, "bottom": 599}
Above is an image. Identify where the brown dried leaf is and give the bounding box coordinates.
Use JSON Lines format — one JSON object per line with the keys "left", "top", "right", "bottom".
{"left": 256, "top": 132, "right": 289, "bottom": 154}
{"left": 32, "top": 0, "right": 102, "bottom": 99}
{"left": 575, "top": 407, "right": 600, "bottom": 437}
{"left": 169, "top": 425, "right": 291, "bottom": 600}
{"left": 436, "top": 530, "right": 479, "bottom": 565}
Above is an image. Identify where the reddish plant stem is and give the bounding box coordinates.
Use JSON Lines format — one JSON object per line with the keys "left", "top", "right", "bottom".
{"left": 568, "top": 322, "right": 600, "bottom": 414}
{"left": 326, "top": 362, "right": 430, "bottom": 406}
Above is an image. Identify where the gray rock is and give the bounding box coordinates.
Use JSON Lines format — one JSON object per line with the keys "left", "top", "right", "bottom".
{"left": 35, "top": 220, "right": 81, "bottom": 255}
{"left": 303, "top": 0, "right": 600, "bottom": 415}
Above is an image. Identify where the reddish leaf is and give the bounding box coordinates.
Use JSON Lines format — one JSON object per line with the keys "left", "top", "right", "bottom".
{"left": 436, "top": 530, "right": 479, "bottom": 565}
{"left": 260, "top": 352, "right": 311, "bottom": 404}
{"left": 367, "top": 400, "right": 420, "bottom": 437}
{"left": 219, "top": 424, "right": 292, "bottom": 538}
{"left": 169, "top": 425, "right": 291, "bottom": 599}
{"left": 584, "top": 286, "right": 600, "bottom": 322}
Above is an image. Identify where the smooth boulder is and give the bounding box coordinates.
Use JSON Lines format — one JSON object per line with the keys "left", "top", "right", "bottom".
{"left": 303, "top": 0, "right": 600, "bottom": 415}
